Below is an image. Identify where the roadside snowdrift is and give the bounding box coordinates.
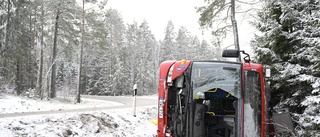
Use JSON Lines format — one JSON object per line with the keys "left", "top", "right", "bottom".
{"left": 0, "top": 94, "right": 157, "bottom": 137}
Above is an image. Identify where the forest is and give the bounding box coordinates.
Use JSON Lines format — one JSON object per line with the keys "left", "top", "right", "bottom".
{"left": 0, "top": 0, "right": 216, "bottom": 98}
{"left": 0, "top": 0, "right": 319, "bottom": 135}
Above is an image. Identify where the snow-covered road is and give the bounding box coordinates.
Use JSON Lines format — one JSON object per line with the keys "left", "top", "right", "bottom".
{"left": 0, "top": 93, "right": 158, "bottom": 137}
{"left": 0, "top": 95, "right": 157, "bottom": 118}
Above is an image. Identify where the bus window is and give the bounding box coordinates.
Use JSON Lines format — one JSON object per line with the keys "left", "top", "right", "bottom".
{"left": 244, "top": 71, "right": 261, "bottom": 137}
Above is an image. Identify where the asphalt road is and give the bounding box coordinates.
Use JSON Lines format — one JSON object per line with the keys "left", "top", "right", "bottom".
{"left": 0, "top": 95, "right": 157, "bottom": 118}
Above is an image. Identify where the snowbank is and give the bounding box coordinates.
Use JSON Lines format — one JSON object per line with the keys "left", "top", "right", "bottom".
{"left": 0, "top": 94, "right": 158, "bottom": 137}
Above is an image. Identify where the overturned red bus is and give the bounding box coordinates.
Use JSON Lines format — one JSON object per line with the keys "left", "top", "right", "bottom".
{"left": 156, "top": 50, "right": 277, "bottom": 137}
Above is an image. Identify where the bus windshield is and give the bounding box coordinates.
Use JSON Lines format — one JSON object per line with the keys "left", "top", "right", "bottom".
{"left": 191, "top": 62, "right": 241, "bottom": 99}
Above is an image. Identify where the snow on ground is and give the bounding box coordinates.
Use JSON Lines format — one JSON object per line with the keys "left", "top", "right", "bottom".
{"left": 0, "top": 93, "right": 158, "bottom": 137}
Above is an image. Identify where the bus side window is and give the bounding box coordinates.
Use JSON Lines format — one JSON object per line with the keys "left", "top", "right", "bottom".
{"left": 243, "top": 71, "right": 262, "bottom": 137}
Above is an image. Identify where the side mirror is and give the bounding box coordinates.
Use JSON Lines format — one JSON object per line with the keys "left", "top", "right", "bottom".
{"left": 222, "top": 49, "right": 239, "bottom": 58}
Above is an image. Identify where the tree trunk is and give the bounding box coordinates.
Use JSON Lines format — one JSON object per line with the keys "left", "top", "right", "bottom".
{"left": 5, "top": 0, "right": 11, "bottom": 49}
{"left": 28, "top": 0, "right": 36, "bottom": 90}
{"left": 231, "top": 0, "right": 241, "bottom": 62}
{"left": 14, "top": 0, "right": 23, "bottom": 95}
{"left": 76, "top": 0, "right": 84, "bottom": 103}
{"left": 16, "top": 58, "right": 21, "bottom": 95}
{"left": 3, "top": 0, "right": 11, "bottom": 79}
{"left": 37, "top": 0, "right": 44, "bottom": 99}
{"left": 50, "top": 9, "right": 60, "bottom": 98}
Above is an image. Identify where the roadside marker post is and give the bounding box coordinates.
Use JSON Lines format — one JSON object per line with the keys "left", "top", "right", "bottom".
{"left": 133, "top": 84, "right": 137, "bottom": 117}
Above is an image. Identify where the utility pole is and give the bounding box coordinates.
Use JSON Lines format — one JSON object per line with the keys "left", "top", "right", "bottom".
{"left": 231, "top": 0, "right": 241, "bottom": 62}
{"left": 76, "top": 0, "right": 84, "bottom": 103}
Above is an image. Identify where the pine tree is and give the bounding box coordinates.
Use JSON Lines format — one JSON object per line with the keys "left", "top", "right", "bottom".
{"left": 160, "top": 20, "right": 176, "bottom": 62}
{"left": 137, "top": 21, "right": 157, "bottom": 94}
{"left": 126, "top": 22, "right": 139, "bottom": 92}
{"left": 175, "top": 26, "right": 191, "bottom": 60}
{"left": 104, "top": 9, "right": 126, "bottom": 95}
{"left": 252, "top": 0, "right": 320, "bottom": 134}
{"left": 3, "top": 0, "right": 36, "bottom": 95}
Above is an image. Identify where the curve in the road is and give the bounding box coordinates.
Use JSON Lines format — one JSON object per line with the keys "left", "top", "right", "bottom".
{"left": 0, "top": 95, "right": 157, "bottom": 118}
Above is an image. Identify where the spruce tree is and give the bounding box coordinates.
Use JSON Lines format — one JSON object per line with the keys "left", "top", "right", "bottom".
{"left": 160, "top": 20, "right": 176, "bottom": 62}
{"left": 252, "top": 0, "right": 320, "bottom": 134}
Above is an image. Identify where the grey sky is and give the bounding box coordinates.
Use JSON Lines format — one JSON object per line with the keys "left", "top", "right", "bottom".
{"left": 107, "top": 0, "right": 260, "bottom": 55}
